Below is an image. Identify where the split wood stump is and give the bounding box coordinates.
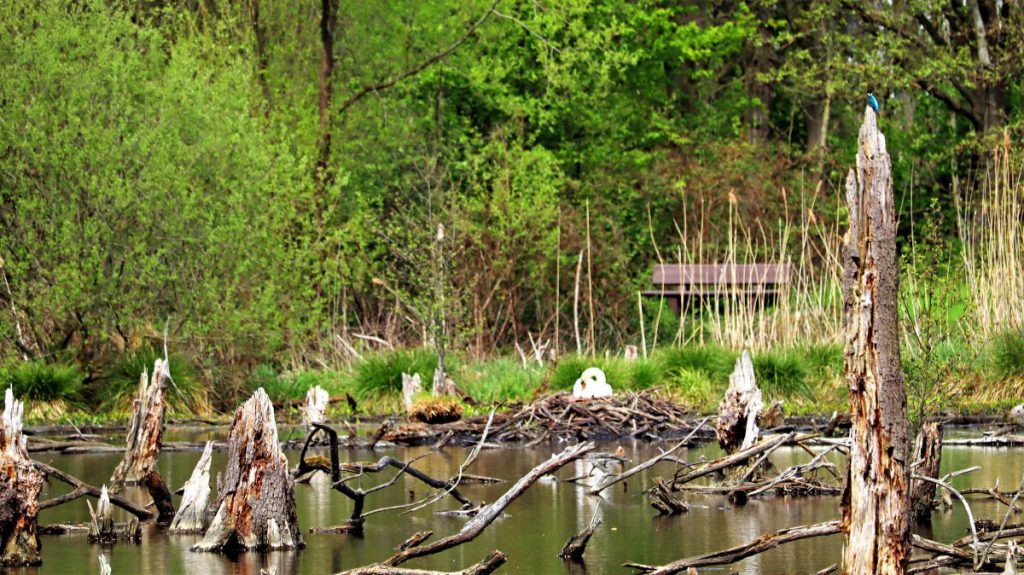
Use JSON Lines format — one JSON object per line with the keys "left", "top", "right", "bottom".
{"left": 303, "top": 385, "right": 329, "bottom": 430}
{"left": 0, "top": 389, "right": 43, "bottom": 566}
{"left": 192, "top": 389, "right": 304, "bottom": 552}
{"left": 716, "top": 350, "right": 764, "bottom": 452}
{"left": 169, "top": 441, "right": 213, "bottom": 533}
{"left": 840, "top": 105, "right": 910, "bottom": 574}
{"left": 110, "top": 359, "right": 168, "bottom": 489}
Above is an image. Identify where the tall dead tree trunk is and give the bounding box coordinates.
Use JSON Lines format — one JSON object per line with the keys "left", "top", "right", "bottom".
{"left": 911, "top": 422, "right": 943, "bottom": 522}
{"left": 840, "top": 106, "right": 910, "bottom": 574}
{"left": 192, "top": 389, "right": 304, "bottom": 552}
{"left": 0, "top": 389, "right": 42, "bottom": 566}
{"left": 110, "top": 359, "right": 168, "bottom": 489}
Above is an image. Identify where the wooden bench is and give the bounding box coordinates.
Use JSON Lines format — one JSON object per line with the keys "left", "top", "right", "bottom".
{"left": 641, "top": 263, "right": 791, "bottom": 314}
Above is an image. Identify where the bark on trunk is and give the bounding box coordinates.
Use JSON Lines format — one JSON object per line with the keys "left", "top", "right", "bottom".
{"left": 716, "top": 350, "right": 764, "bottom": 452}
{"left": 0, "top": 389, "right": 42, "bottom": 566}
{"left": 840, "top": 106, "right": 910, "bottom": 575}
{"left": 911, "top": 422, "right": 942, "bottom": 522}
{"left": 192, "top": 389, "right": 304, "bottom": 552}
{"left": 110, "top": 359, "right": 168, "bottom": 489}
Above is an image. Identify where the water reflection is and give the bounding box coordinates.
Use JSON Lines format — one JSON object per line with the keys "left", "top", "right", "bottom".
{"left": 23, "top": 426, "right": 1024, "bottom": 574}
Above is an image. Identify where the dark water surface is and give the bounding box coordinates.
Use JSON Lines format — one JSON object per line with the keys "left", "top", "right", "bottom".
{"left": 8, "top": 426, "right": 1022, "bottom": 575}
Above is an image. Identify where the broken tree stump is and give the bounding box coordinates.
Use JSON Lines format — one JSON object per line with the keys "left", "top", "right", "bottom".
{"left": 402, "top": 373, "right": 422, "bottom": 413}
{"left": 110, "top": 359, "right": 169, "bottom": 489}
{"left": 303, "top": 385, "right": 329, "bottom": 430}
{"left": 192, "top": 389, "right": 304, "bottom": 552}
{"left": 87, "top": 485, "right": 140, "bottom": 544}
{"left": 646, "top": 478, "right": 689, "bottom": 515}
{"left": 559, "top": 511, "right": 602, "bottom": 560}
{"left": 840, "top": 105, "right": 910, "bottom": 574}
{"left": 716, "top": 350, "right": 764, "bottom": 452}
{"left": 169, "top": 441, "right": 213, "bottom": 533}
{"left": 911, "top": 422, "right": 943, "bottom": 522}
{"left": 0, "top": 388, "right": 43, "bottom": 566}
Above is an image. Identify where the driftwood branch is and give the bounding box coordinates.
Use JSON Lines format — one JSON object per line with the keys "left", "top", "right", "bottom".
{"left": 587, "top": 416, "right": 710, "bottom": 496}
{"left": 36, "top": 461, "right": 154, "bottom": 520}
{"left": 624, "top": 520, "right": 842, "bottom": 574}
{"left": 672, "top": 433, "right": 796, "bottom": 487}
{"left": 339, "top": 550, "right": 507, "bottom": 575}
{"left": 559, "top": 511, "right": 602, "bottom": 560}
{"left": 382, "top": 441, "right": 595, "bottom": 567}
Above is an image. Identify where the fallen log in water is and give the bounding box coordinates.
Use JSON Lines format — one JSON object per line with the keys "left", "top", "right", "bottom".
{"left": 295, "top": 423, "right": 474, "bottom": 532}
{"left": 340, "top": 550, "right": 506, "bottom": 575}
{"left": 671, "top": 432, "right": 798, "bottom": 487}
{"left": 110, "top": 359, "right": 169, "bottom": 490}
{"left": 373, "top": 441, "right": 596, "bottom": 569}
{"left": 169, "top": 441, "right": 213, "bottom": 533}
{"left": 559, "top": 512, "right": 602, "bottom": 560}
{"left": 192, "top": 389, "right": 303, "bottom": 552}
{"left": 35, "top": 461, "right": 155, "bottom": 520}
{"left": 624, "top": 520, "right": 842, "bottom": 574}
{"left": 0, "top": 389, "right": 43, "bottom": 566}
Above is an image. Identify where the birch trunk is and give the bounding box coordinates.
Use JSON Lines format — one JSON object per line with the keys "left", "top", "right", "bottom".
{"left": 0, "top": 389, "right": 42, "bottom": 566}
{"left": 192, "top": 389, "right": 303, "bottom": 552}
{"left": 840, "top": 106, "right": 910, "bottom": 574}
{"left": 110, "top": 359, "right": 168, "bottom": 488}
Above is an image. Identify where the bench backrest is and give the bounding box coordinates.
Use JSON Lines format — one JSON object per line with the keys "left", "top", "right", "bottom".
{"left": 651, "top": 264, "right": 791, "bottom": 287}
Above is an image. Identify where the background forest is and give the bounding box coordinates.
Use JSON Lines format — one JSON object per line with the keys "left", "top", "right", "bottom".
{"left": 2, "top": 0, "right": 1023, "bottom": 417}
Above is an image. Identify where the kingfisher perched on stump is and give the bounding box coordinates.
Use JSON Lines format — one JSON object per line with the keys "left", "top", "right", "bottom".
{"left": 867, "top": 92, "right": 880, "bottom": 113}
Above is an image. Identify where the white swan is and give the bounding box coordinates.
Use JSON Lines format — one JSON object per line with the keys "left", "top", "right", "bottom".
{"left": 572, "top": 367, "right": 613, "bottom": 399}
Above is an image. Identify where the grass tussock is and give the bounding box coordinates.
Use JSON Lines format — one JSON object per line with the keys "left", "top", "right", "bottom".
{"left": 95, "top": 346, "right": 211, "bottom": 416}
{"left": 353, "top": 349, "right": 439, "bottom": 400}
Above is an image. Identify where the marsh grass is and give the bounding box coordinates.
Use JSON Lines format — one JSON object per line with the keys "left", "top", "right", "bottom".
{"left": 95, "top": 346, "right": 210, "bottom": 416}
{"left": 459, "top": 357, "right": 544, "bottom": 403}
{"left": 353, "top": 348, "right": 439, "bottom": 400}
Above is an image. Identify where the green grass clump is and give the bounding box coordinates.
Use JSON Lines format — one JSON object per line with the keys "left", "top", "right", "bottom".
{"left": 657, "top": 345, "right": 736, "bottom": 384}
{"left": 96, "top": 346, "right": 207, "bottom": 415}
{"left": 668, "top": 367, "right": 719, "bottom": 410}
{"left": 0, "top": 360, "right": 84, "bottom": 402}
{"left": 246, "top": 364, "right": 304, "bottom": 403}
{"left": 989, "top": 331, "right": 1024, "bottom": 380}
{"left": 353, "top": 348, "right": 438, "bottom": 399}
{"left": 752, "top": 349, "right": 813, "bottom": 399}
{"left": 460, "top": 357, "right": 544, "bottom": 403}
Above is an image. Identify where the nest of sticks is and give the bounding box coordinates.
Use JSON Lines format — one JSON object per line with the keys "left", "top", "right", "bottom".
{"left": 385, "top": 390, "right": 711, "bottom": 445}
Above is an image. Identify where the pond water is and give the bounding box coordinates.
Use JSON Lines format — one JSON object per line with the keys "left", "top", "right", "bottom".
{"left": 8, "top": 426, "right": 1023, "bottom": 575}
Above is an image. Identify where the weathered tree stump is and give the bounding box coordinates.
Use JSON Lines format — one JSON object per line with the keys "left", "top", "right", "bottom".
{"left": 645, "top": 478, "right": 689, "bottom": 515}
{"left": 302, "top": 385, "right": 329, "bottom": 430}
{"left": 110, "top": 359, "right": 168, "bottom": 489}
{"left": 169, "top": 441, "right": 213, "bottom": 533}
{"left": 0, "top": 388, "right": 43, "bottom": 566}
{"left": 840, "top": 106, "right": 910, "bottom": 574}
{"left": 911, "top": 422, "right": 943, "bottom": 522}
{"left": 401, "top": 372, "right": 422, "bottom": 412}
{"left": 87, "top": 485, "right": 140, "bottom": 544}
{"left": 716, "top": 350, "right": 764, "bottom": 452}
{"left": 192, "top": 389, "right": 304, "bottom": 552}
